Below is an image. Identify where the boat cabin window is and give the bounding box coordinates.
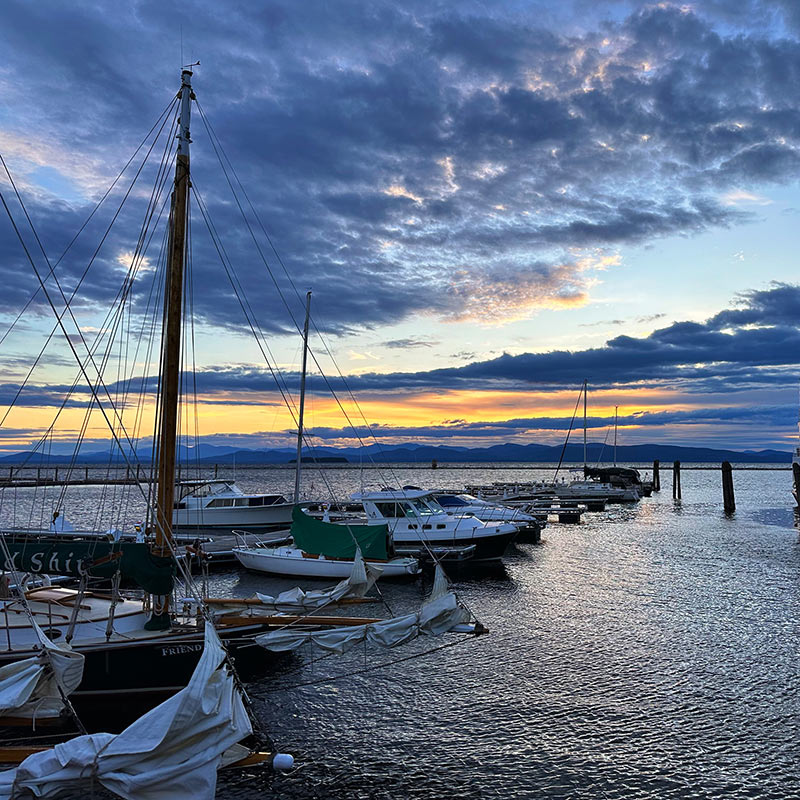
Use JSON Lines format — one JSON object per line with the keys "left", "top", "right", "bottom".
{"left": 207, "top": 498, "right": 234, "bottom": 508}
{"left": 373, "top": 502, "right": 399, "bottom": 518}
{"left": 234, "top": 498, "right": 248, "bottom": 507}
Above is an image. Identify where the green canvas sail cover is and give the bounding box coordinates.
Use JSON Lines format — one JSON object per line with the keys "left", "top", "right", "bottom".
{"left": 291, "top": 506, "right": 390, "bottom": 560}
{"left": 0, "top": 537, "right": 175, "bottom": 595}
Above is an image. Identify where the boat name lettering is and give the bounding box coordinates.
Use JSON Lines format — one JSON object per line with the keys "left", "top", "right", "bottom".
{"left": 5, "top": 551, "right": 82, "bottom": 574}
{"left": 160, "top": 644, "right": 203, "bottom": 656}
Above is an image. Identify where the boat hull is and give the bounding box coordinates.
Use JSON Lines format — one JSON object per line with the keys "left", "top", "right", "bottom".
{"left": 173, "top": 502, "right": 295, "bottom": 531}
{"left": 390, "top": 529, "right": 516, "bottom": 561}
{"left": 234, "top": 546, "right": 420, "bottom": 578}
{"left": 0, "top": 624, "right": 281, "bottom": 730}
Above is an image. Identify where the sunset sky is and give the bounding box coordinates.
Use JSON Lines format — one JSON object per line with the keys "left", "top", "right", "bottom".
{"left": 1, "top": 0, "right": 800, "bottom": 456}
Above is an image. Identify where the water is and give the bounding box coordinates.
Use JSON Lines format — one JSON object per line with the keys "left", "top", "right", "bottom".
{"left": 223, "top": 466, "right": 799, "bottom": 799}
{"left": 3, "top": 464, "right": 799, "bottom": 798}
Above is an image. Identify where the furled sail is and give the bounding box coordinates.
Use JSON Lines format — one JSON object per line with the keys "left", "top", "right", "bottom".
{"left": 0, "top": 621, "right": 84, "bottom": 719}
{"left": 254, "top": 564, "right": 471, "bottom": 655}
{"left": 0, "top": 625, "right": 250, "bottom": 800}
{"left": 249, "top": 548, "right": 382, "bottom": 612}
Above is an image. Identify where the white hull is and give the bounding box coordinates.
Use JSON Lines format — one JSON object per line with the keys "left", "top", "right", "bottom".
{"left": 173, "top": 502, "right": 295, "bottom": 529}
{"left": 233, "top": 545, "right": 419, "bottom": 578}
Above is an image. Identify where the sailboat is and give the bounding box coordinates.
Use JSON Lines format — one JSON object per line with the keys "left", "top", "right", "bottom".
{"left": 0, "top": 69, "right": 289, "bottom": 707}
{"left": 0, "top": 69, "right": 482, "bottom": 710}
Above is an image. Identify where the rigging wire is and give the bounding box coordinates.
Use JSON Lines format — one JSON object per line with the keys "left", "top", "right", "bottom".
{"left": 0, "top": 101, "right": 180, "bottom": 477}
{"left": 552, "top": 384, "right": 583, "bottom": 482}
{"left": 193, "top": 105, "right": 482, "bottom": 569}
{"left": 0, "top": 95, "right": 179, "bottom": 349}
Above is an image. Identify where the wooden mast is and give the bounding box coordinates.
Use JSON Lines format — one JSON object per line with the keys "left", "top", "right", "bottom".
{"left": 293, "top": 290, "right": 312, "bottom": 503}
{"left": 154, "top": 70, "right": 193, "bottom": 556}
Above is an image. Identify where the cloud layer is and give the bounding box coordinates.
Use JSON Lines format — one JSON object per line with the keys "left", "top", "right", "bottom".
{"left": 2, "top": 2, "right": 800, "bottom": 335}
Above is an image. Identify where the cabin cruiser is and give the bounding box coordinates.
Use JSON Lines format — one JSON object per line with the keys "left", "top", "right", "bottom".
{"left": 350, "top": 488, "right": 518, "bottom": 561}
{"left": 432, "top": 492, "right": 544, "bottom": 532}
{"left": 173, "top": 479, "right": 295, "bottom": 531}
{"left": 583, "top": 466, "right": 652, "bottom": 497}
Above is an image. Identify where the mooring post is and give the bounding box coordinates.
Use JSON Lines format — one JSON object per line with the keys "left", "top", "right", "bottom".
{"left": 54, "top": 467, "right": 58, "bottom": 483}
{"left": 721, "top": 461, "right": 735, "bottom": 514}
{"left": 85, "top": 467, "right": 89, "bottom": 481}
{"left": 672, "top": 460, "right": 681, "bottom": 500}
{"left": 653, "top": 459, "right": 660, "bottom": 492}
{"left": 793, "top": 463, "right": 800, "bottom": 507}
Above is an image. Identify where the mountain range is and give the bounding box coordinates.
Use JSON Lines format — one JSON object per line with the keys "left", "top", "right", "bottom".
{"left": 0, "top": 441, "right": 790, "bottom": 465}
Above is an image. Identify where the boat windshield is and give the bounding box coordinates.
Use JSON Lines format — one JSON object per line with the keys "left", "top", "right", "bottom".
{"left": 435, "top": 495, "right": 468, "bottom": 507}
{"left": 402, "top": 498, "right": 437, "bottom": 517}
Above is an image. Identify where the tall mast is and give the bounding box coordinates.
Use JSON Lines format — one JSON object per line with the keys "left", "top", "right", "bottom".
{"left": 154, "top": 70, "right": 193, "bottom": 554}
{"left": 583, "top": 379, "right": 587, "bottom": 469}
{"left": 294, "top": 291, "right": 312, "bottom": 502}
{"left": 613, "top": 405, "right": 618, "bottom": 466}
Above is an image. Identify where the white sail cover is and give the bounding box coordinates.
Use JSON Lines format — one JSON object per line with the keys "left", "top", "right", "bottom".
{"left": 0, "top": 621, "right": 84, "bottom": 719}
{"left": 255, "top": 564, "right": 470, "bottom": 655}
{"left": 0, "top": 625, "right": 251, "bottom": 800}
{"left": 250, "top": 548, "right": 382, "bottom": 612}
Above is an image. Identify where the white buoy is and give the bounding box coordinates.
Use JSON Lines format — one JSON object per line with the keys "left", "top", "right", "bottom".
{"left": 273, "top": 753, "right": 294, "bottom": 770}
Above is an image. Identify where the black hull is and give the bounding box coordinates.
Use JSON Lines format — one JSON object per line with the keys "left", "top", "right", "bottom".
{"left": 394, "top": 530, "right": 516, "bottom": 561}
{"left": 0, "top": 626, "right": 282, "bottom": 732}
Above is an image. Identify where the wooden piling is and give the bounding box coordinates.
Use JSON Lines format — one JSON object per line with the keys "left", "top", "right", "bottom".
{"left": 672, "top": 460, "right": 681, "bottom": 500}
{"left": 653, "top": 460, "right": 660, "bottom": 491}
{"left": 721, "top": 461, "right": 735, "bottom": 514}
{"left": 793, "top": 463, "right": 800, "bottom": 506}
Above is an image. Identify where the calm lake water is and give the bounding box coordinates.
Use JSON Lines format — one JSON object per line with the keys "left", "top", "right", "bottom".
{"left": 2, "top": 463, "right": 799, "bottom": 798}
{"left": 220, "top": 464, "right": 799, "bottom": 800}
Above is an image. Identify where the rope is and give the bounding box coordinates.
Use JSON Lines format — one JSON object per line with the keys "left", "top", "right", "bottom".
{"left": 250, "top": 635, "right": 482, "bottom": 695}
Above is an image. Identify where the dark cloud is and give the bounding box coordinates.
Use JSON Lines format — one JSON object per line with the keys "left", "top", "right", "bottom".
{"left": 71, "top": 281, "right": 795, "bottom": 400}
{"left": 381, "top": 338, "right": 439, "bottom": 349}
{"left": 307, "top": 282, "right": 800, "bottom": 393}
{"left": 2, "top": 2, "right": 800, "bottom": 334}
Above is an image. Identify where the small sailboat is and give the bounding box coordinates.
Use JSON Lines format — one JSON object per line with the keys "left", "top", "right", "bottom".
{"left": 234, "top": 507, "right": 420, "bottom": 578}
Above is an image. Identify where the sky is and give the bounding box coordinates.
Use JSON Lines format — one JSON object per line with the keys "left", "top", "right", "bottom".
{"left": 1, "top": 0, "right": 800, "bottom": 457}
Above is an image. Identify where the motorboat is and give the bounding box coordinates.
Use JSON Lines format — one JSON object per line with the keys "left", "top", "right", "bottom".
{"left": 350, "top": 488, "right": 518, "bottom": 561}
{"left": 173, "top": 479, "right": 295, "bottom": 532}
{"left": 432, "top": 491, "right": 544, "bottom": 531}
